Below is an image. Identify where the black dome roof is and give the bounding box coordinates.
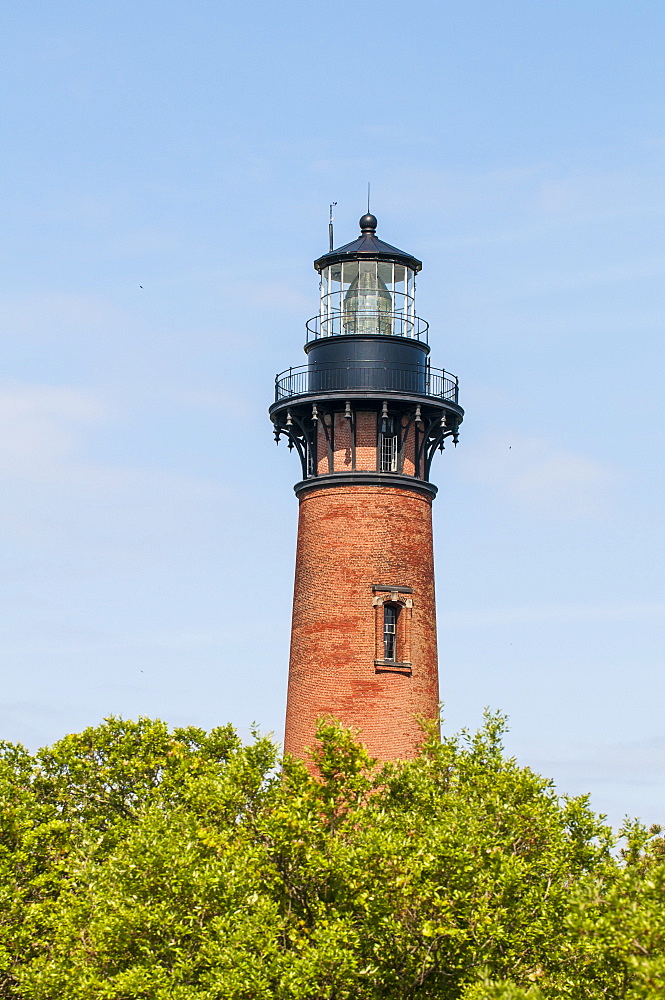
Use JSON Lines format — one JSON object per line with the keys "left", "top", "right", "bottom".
{"left": 314, "top": 214, "right": 422, "bottom": 273}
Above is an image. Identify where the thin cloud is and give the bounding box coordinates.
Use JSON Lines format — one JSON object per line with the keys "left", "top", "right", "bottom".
{"left": 375, "top": 160, "right": 665, "bottom": 251}
{"left": 0, "top": 292, "right": 125, "bottom": 339}
{"left": 0, "top": 381, "right": 226, "bottom": 558}
{"left": 446, "top": 601, "right": 665, "bottom": 629}
{"left": 529, "top": 737, "right": 665, "bottom": 789}
{"left": 0, "top": 383, "right": 107, "bottom": 479}
{"left": 459, "top": 432, "right": 617, "bottom": 518}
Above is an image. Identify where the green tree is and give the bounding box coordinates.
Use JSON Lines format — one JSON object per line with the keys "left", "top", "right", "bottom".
{"left": 0, "top": 717, "right": 263, "bottom": 998}
{"left": 1, "top": 714, "right": 664, "bottom": 998}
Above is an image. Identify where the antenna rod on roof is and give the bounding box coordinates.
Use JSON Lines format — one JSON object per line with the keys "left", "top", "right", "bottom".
{"left": 329, "top": 202, "right": 337, "bottom": 252}
{"left": 367, "top": 181, "right": 370, "bottom": 214}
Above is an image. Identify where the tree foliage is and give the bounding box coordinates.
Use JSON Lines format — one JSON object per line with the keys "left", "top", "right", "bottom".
{"left": 1, "top": 713, "right": 664, "bottom": 998}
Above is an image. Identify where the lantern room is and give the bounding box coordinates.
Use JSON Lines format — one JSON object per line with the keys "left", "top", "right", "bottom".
{"left": 309, "top": 213, "right": 427, "bottom": 342}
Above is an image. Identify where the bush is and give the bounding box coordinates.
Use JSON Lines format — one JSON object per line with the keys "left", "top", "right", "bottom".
{"left": 0, "top": 713, "right": 663, "bottom": 998}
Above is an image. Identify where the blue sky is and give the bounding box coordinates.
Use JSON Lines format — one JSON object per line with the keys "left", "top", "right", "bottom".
{"left": 1, "top": 0, "right": 664, "bottom": 827}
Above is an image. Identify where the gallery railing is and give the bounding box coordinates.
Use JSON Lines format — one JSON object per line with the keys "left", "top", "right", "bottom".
{"left": 274, "top": 363, "right": 459, "bottom": 403}
{"left": 305, "top": 310, "right": 429, "bottom": 343}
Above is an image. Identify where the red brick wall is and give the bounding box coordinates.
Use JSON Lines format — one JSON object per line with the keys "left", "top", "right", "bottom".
{"left": 401, "top": 416, "right": 416, "bottom": 476}
{"left": 313, "top": 407, "right": 420, "bottom": 477}
{"left": 284, "top": 484, "right": 440, "bottom": 762}
{"left": 316, "top": 420, "right": 330, "bottom": 474}
{"left": 333, "top": 413, "right": 353, "bottom": 471}
{"left": 354, "top": 411, "right": 376, "bottom": 471}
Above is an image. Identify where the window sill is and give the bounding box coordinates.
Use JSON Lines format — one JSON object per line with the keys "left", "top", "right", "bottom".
{"left": 374, "top": 659, "right": 412, "bottom": 674}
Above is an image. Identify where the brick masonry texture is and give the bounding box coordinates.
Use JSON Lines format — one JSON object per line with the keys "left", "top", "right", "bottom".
{"left": 284, "top": 484, "right": 440, "bottom": 762}
{"left": 354, "top": 411, "right": 377, "bottom": 471}
{"left": 401, "top": 416, "right": 416, "bottom": 476}
{"left": 333, "top": 413, "right": 353, "bottom": 470}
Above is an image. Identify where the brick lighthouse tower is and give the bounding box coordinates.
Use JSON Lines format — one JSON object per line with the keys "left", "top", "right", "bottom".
{"left": 270, "top": 212, "right": 463, "bottom": 761}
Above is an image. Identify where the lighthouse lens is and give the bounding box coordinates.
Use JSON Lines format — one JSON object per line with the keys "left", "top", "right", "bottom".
{"left": 343, "top": 261, "right": 393, "bottom": 335}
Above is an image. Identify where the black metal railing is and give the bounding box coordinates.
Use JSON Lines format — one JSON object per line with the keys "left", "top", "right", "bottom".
{"left": 306, "top": 311, "right": 429, "bottom": 343}
{"left": 274, "top": 363, "right": 459, "bottom": 403}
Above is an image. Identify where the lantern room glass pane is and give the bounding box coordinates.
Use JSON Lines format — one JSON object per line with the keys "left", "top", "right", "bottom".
{"left": 343, "top": 259, "right": 393, "bottom": 335}
{"left": 341, "top": 261, "right": 358, "bottom": 289}
{"left": 377, "top": 261, "right": 393, "bottom": 294}
{"left": 358, "top": 259, "right": 376, "bottom": 286}
{"left": 319, "top": 265, "right": 343, "bottom": 336}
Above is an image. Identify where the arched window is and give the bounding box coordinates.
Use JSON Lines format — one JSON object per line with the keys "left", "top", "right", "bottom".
{"left": 383, "top": 603, "right": 400, "bottom": 661}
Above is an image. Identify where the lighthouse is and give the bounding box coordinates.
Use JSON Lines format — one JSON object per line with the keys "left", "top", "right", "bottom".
{"left": 270, "top": 213, "right": 463, "bottom": 761}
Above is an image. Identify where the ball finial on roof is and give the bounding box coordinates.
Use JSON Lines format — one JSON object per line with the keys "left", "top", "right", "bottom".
{"left": 359, "top": 213, "right": 377, "bottom": 234}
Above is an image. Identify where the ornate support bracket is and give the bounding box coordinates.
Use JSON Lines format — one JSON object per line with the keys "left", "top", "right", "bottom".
{"left": 413, "top": 409, "right": 460, "bottom": 479}
{"left": 273, "top": 408, "right": 317, "bottom": 480}
{"left": 273, "top": 397, "right": 461, "bottom": 487}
